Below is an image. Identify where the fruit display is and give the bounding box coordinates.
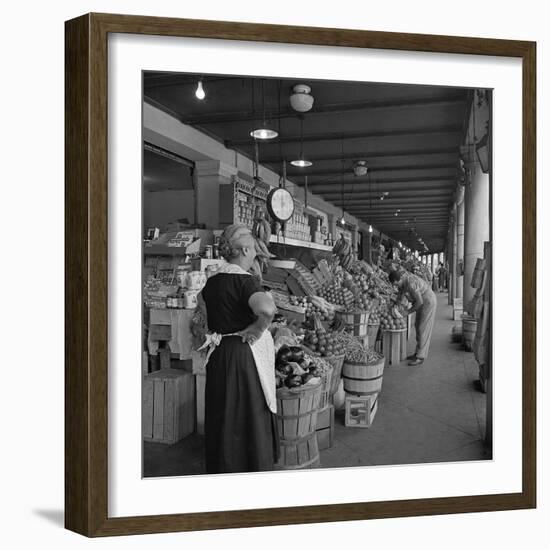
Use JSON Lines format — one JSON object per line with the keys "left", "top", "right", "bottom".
{"left": 303, "top": 328, "right": 346, "bottom": 357}
{"left": 380, "top": 309, "right": 407, "bottom": 330}
{"left": 303, "top": 295, "right": 338, "bottom": 323}
{"left": 320, "top": 281, "right": 355, "bottom": 308}
{"left": 275, "top": 345, "right": 330, "bottom": 389}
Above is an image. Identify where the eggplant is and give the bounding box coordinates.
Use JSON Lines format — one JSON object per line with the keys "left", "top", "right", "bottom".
{"left": 285, "top": 375, "right": 302, "bottom": 388}
{"left": 276, "top": 345, "right": 293, "bottom": 365}
{"left": 288, "top": 346, "right": 305, "bottom": 363}
{"left": 276, "top": 363, "right": 293, "bottom": 376}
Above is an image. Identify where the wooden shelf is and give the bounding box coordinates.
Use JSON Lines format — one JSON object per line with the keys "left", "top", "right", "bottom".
{"left": 269, "top": 235, "right": 332, "bottom": 251}
{"left": 143, "top": 244, "right": 191, "bottom": 256}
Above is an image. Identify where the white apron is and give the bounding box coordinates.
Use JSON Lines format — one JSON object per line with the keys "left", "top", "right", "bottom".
{"left": 197, "top": 263, "right": 277, "bottom": 413}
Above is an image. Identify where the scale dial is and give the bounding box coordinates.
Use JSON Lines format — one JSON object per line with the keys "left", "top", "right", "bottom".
{"left": 266, "top": 188, "right": 295, "bottom": 223}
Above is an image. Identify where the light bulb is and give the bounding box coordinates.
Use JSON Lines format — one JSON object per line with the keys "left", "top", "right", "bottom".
{"left": 341, "top": 216, "right": 345, "bottom": 225}
{"left": 368, "top": 225, "right": 373, "bottom": 233}
{"left": 195, "top": 80, "right": 205, "bottom": 100}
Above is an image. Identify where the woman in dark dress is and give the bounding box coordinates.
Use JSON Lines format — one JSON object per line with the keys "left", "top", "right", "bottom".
{"left": 199, "top": 225, "right": 279, "bottom": 473}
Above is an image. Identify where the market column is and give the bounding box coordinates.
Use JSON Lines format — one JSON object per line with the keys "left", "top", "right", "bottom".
{"left": 447, "top": 215, "right": 454, "bottom": 305}
{"left": 194, "top": 160, "right": 238, "bottom": 229}
{"left": 456, "top": 195, "right": 465, "bottom": 299}
{"left": 451, "top": 205, "right": 457, "bottom": 303}
{"left": 362, "top": 229, "right": 372, "bottom": 264}
{"left": 352, "top": 226, "right": 359, "bottom": 259}
{"left": 462, "top": 150, "right": 490, "bottom": 306}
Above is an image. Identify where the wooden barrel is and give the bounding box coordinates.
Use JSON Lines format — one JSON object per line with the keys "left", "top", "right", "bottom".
{"left": 317, "top": 364, "right": 333, "bottom": 410}
{"left": 275, "top": 432, "right": 319, "bottom": 470}
{"left": 337, "top": 310, "right": 370, "bottom": 337}
{"left": 275, "top": 380, "right": 322, "bottom": 440}
{"left": 342, "top": 357, "right": 385, "bottom": 395}
{"left": 366, "top": 323, "right": 380, "bottom": 349}
{"left": 325, "top": 354, "right": 345, "bottom": 396}
{"left": 463, "top": 316, "right": 477, "bottom": 351}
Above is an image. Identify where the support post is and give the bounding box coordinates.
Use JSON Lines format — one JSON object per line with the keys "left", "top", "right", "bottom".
{"left": 195, "top": 160, "right": 238, "bottom": 229}
{"left": 463, "top": 156, "right": 490, "bottom": 306}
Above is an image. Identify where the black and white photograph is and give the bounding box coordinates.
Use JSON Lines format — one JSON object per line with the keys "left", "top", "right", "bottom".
{"left": 141, "top": 73, "right": 493, "bottom": 477}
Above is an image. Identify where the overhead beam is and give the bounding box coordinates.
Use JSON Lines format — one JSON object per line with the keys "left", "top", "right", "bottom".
{"left": 318, "top": 191, "right": 453, "bottom": 202}
{"left": 306, "top": 176, "right": 456, "bottom": 187}
{"left": 321, "top": 195, "right": 451, "bottom": 204}
{"left": 226, "top": 124, "right": 463, "bottom": 147}
{"left": 349, "top": 204, "right": 450, "bottom": 209}
{"left": 286, "top": 163, "right": 456, "bottom": 178}
{"left": 144, "top": 75, "right": 239, "bottom": 89}
{"left": 180, "top": 95, "right": 467, "bottom": 126}
{"left": 260, "top": 147, "right": 458, "bottom": 165}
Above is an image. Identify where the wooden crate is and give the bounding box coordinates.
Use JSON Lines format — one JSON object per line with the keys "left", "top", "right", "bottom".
{"left": 143, "top": 369, "right": 195, "bottom": 444}
{"left": 453, "top": 298, "right": 463, "bottom": 321}
{"left": 382, "top": 329, "right": 407, "bottom": 366}
{"left": 316, "top": 404, "right": 335, "bottom": 450}
{"left": 344, "top": 393, "right": 379, "bottom": 428}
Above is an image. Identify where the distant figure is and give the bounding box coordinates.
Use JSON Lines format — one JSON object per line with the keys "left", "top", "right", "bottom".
{"left": 389, "top": 269, "right": 437, "bottom": 366}
{"left": 436, "top": 262, "right": 448, "bottom": 291}
{"left": 432, "top": 268, "right": 439, "bottom": 292}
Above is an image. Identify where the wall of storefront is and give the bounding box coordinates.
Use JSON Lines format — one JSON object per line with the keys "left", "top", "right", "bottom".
{"left": 143, "top": 189, "right": 195, "bottom": 231}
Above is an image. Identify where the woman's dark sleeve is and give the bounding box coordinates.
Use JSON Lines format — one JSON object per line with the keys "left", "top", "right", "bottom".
{"left": 240, "top": 276, "right": 264, "bottom": 306}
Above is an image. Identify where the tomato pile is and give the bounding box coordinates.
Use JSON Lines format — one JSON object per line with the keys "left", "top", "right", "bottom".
{"left": 380, "top": 312, "right": 407, "bottom": 330}
{"left": 320, "top": 282, "right": 355, "bottom": 308}
{"left": 303, "top": 329, "right": 346, "bottom": 357}
{"left": 288, "top": 295, "right": 308, "bottom": 308}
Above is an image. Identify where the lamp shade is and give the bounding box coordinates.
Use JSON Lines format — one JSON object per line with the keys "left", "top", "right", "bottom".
{"left": 289, "top": 84, "right": 314, "bottom": 113}
{"left": 250, "top": 127, "right": 278, "bottom": 140}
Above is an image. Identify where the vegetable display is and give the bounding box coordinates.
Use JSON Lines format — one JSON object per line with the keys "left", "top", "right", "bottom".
{"left": 303, "top": 329, "right": 346, "bottom": 357}
{"left": 331, "top": 330, "right": 384, "bottom": 364}
{"left": 275, "top": 345, "right": 331, "bottom": 389}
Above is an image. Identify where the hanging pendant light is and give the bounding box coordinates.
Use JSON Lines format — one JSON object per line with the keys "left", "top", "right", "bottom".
{"left": 195, "top": 80, "right": 205, "bottom": 100}
{"left": 353, "top": 160, "right": 368, "bottom": 177}
{"left": 290, "top": 116, "right": 312, "bottom": 167}
{"left": 250, "top": 79, "right": 278, "bottom": 140}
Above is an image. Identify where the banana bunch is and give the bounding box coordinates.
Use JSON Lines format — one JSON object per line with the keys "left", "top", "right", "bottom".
{"left": 332, "top": 235, "right": 353, "bottom": 271}
{"left": 252, "top": 217, "right": 272, "bottom": 245}
{"left": 332, "top": 235, "right": 350, "bottom": 255}
{"left": 254, "top": 238, "right": 275, "bottom": 274}
{"left": 391, "top": 305, "right": 404, "bottom": 319}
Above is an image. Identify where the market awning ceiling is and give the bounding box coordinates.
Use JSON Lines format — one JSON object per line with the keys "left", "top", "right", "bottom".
{"left": 144, "top": 73, "right": 471, "bottom": 252}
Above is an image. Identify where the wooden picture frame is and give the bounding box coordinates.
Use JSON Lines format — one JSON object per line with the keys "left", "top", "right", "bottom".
{"left": 65, "top": 12, "right": 536, "bottom": 537}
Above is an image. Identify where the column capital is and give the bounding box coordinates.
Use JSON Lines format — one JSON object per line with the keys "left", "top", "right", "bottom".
{"left": 194, "top": 159, "right": 238, "bottom": 179}
{"left": 459, "top": 144, "right": 482, "bottom": 183}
